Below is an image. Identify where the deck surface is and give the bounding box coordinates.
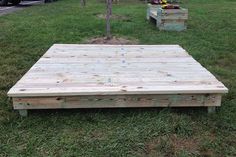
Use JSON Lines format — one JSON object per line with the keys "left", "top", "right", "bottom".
{"left": 8, "top": 44, "right": 227, "bottom": 98}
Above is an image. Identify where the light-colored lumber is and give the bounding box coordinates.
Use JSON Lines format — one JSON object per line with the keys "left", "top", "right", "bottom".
{"left": 8, "top": 45, "right": 227, "bottom": 97}
{"left": 7, "top": 44, "right": 228, "bottom": 114}
{"left": 13, "top": 94, "right": 222, "bottom": 109}
{"left": 147, "top": 4, "right": 161, "bottom": 20}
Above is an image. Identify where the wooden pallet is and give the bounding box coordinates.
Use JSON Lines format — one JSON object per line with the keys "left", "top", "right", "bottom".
{"left": 147, "top": 4, "right": 188, "bottom": 31}
{"left": 8, "top": 44, "right": 228, "bottom": 116}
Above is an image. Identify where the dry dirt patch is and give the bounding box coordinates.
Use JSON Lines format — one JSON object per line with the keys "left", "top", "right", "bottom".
{"left": 85, "top": 36, "right": 139, "bottom": 45}
{"left": 144, "top": 135, "right": 201, "bottom": 156}
{"left": 170, "top": 135, "right": 199, "bottom": 153}
{"left": 96, "top": 13, "right": 131, "bottom": 21}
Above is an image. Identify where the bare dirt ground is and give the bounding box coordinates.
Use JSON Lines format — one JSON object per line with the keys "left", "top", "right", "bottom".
{"left": 96, "top": 13, "right": 131, "bottom": 22}
{"left": 85, "top": 36, "right": 139, "bottom": 45}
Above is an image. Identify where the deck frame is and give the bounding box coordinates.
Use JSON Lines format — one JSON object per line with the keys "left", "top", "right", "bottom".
{"left": 13, "top": 94, "right": 222, "bottom": 110}
{"left": 8, "top": 44, "right": 228, "bottom": 116}
{"left": 14, "top": 94, "right": 220, "bottom": 116}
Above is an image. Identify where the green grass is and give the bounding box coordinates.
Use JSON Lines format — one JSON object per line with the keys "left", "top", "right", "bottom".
{"left": 0, "top": 0, "right": 236, "bottom": 156}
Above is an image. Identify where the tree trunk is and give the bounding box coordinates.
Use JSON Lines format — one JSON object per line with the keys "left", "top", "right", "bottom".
{"left": 81, "top": 0, "right": 86, "bottom": 6}
{"left": 106, "top": 0, "right": 112, "bottom": 39}
{"left": 109, "top": 0, "right": 112, "bottom": 15}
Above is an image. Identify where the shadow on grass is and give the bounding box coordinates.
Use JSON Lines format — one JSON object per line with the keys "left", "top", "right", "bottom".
{"left": 26, "top": 107, "right": 208, "bottom": 117}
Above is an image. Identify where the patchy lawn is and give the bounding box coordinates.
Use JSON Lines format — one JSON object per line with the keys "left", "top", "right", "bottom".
{"left": 0, "top": 0, "right": 235, "bottom": 156}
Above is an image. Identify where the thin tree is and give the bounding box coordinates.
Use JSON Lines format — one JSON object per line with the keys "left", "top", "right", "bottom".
{"left": 106, "top": 0, "right": 112, "bottom": 39}
{"left": 81, "top": 0, "right": 86, "bottom": 6}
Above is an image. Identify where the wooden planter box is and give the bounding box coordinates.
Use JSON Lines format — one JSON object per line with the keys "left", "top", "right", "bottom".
{"left": 146, "top": 4, "right": 161, "bottom": 20}
{"left": 156, "top": 8, "right": 188, "bottom": 31}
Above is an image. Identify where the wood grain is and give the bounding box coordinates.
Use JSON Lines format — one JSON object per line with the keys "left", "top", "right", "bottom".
{"left": 13, "top": 94, "right": 222, "bottom": 109}
{"left": 8, "top": 44, "right": 228, "bottom": 98}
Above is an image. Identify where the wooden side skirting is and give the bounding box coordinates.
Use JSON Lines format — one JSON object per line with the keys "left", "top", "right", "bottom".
{"left": 13, "top": 94, "right": 222, "bottom": 110}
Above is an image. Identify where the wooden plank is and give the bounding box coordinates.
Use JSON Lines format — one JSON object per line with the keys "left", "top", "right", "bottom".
{"left": 8, "top": 85, "right": 227, "bottom": 97}
{"left": 16, "top": 75, "right": 218, "bottom": 84}
{"left": 48, "top": 45, "right": 186, "bottom": 52}
{"left": 43, "top": 50, "right": 189, "bottom": 58}
{"left": 13, "top": 82, "right": 223, "bottom": 90}
{"left": 159, "top": 8, "right": 188, "bottom": 14}
{"left": 38, "top": 57, "right": 195, "bottom": 63}
{"left": 159, "top": 21, "right": 187, "bottom": 31}
{"left": 147, "top": 4, "right": 161, "bottom": 20}
{"left": 52, "top": 44, "right": 183, "bottom": 48}
{"left": 150, "top": 10, "right": 158, "bottom": 19}
{"left": 13, "top": 94, "right": 222, "bottom": 110}
{"left": 17, "top": 75, "right": 217, "bottom": 83}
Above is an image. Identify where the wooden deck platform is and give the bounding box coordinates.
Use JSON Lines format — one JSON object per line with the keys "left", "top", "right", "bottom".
{"left": 8, "top": 44, "right": 228, "bottom": 116}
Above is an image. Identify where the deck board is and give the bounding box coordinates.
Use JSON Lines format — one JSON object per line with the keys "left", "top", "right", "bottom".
{"left": 8, "top": 44, "right": 227, "bottom": 98}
